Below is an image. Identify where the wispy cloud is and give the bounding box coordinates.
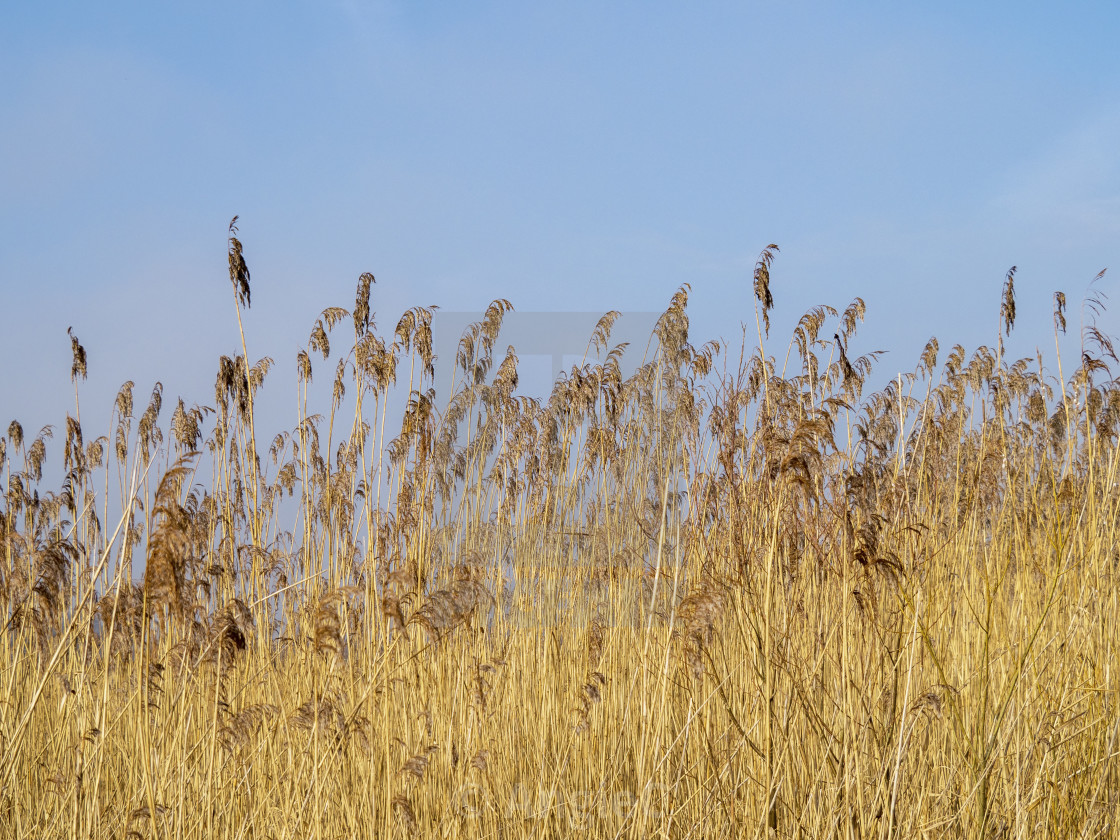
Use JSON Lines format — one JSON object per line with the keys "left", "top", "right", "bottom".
{"left": 989, "top": 106, "right": 1120, "bottom": 240}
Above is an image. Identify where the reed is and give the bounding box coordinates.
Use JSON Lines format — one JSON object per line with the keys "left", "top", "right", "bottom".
{"left": 0, "top": 223, "right": 1116, "bottom": 838}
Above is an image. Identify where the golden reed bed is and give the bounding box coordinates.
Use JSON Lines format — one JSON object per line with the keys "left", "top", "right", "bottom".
{"left": 1, "top": 227, "right": 1117, "bottom": 838}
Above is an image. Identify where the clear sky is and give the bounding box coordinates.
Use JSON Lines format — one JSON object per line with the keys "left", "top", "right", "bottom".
{"left": 2, "top": 2, "right": 1119, "bottom": 441}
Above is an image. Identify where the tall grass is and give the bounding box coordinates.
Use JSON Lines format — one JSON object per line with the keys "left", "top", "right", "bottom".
{"left": 1, "top": 227, "right": 1117, "bottom": 838}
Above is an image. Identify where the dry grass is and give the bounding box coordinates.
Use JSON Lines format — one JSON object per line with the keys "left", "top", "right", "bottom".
{"left": 1, "top": 228, "right": 1117, "bottom": 839}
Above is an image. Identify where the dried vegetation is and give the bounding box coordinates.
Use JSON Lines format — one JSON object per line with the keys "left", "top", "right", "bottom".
{"left": 1, "top": 229, "right": 1117, "bottom": 838}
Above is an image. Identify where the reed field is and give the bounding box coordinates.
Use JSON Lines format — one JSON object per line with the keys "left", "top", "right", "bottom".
{"left": 2, "top": 224, "right": 1118, "bottom": 839}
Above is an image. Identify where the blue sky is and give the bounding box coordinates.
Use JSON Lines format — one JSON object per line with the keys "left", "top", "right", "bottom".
{"left": 2, "top": 2, "right": 1119, "bottom": 442}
